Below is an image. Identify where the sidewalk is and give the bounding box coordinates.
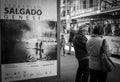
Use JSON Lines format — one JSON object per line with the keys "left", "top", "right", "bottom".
{"left": 38, "top": 54, "right": 78, "bottom": 82}
{"left": 37, "top": 44, "right": 120, "bottom": 82}
{"left": 38, "top": 54, "right": 120, "bottom": 82}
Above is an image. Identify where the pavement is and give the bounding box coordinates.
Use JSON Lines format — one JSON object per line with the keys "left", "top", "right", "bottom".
{"left": 34, "top": 54, "right": 77, "bottom": 82}
{"left": 38, "top": 53, "right": 120, "bottom": 82}
{"left": 34, "top": 44, "right": 120, "bottom": 82}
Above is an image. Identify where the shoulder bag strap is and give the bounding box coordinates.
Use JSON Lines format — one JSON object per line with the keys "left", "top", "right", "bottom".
{"left": 100, "top": 39, "right": 105, "bottom": 55}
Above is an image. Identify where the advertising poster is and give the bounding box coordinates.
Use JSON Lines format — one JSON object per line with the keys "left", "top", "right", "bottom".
{"left": 0, "top": 0, "right": 60, "bottom": 82}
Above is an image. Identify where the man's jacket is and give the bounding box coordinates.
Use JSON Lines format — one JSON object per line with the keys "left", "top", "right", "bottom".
{"left": 73, "top": 31, "right": 88, "bottom": 61}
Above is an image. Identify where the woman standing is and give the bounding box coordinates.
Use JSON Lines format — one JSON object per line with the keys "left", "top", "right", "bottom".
{"left": 87, "top": 26, "right": 110, "bottom": 82}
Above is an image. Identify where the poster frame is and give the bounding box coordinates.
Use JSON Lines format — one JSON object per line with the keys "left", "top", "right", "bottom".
{"left": 0, "top": 0, "right": 60, "bottom": 82}
{"left": 0, "top": 16, "right": 1, "bottom": 82}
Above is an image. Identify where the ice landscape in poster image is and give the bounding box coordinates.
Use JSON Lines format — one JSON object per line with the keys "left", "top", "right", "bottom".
{"left": 1, "top": 20, "right": 57, "bottom": 64}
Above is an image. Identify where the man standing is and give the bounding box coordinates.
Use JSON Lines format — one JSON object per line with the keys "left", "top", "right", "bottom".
{"left": 73, "top": 27, "right": 89, "bottom": 82}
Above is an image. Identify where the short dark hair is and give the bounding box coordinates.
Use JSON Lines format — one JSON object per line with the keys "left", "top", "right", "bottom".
{"left": 92, "top": 25, "right": 103, "bottom": 35}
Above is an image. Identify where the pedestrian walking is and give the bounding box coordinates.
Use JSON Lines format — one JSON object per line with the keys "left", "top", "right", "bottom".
{"left": 73, "top": 27, "right": 89, "bottom": 82}
{"left": 87, "top": 25, "right": 110, "bottom": 82}
{"left": 60, "top": 34, "right": 66, "bottom": 56}
{"left": 68, "top": 24, "right": 75, "bottom": 55}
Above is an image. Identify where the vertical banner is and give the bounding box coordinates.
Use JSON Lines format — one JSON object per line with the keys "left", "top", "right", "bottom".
{"left": 0, "top": 0, "right": 60, "bottom": 82}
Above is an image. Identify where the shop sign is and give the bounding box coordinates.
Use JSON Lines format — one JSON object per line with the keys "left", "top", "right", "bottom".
{"left": 101, "top": 0, "right": 120, "bottom": 11}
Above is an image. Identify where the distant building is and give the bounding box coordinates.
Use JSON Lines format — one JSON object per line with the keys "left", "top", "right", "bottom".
{"left": 60, "top": 0, "right": 120, "bottom": 36}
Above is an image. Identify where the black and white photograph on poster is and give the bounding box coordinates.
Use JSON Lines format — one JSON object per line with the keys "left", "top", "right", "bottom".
{"left": 1, "top": 20, "right": 57, "bottom": 64}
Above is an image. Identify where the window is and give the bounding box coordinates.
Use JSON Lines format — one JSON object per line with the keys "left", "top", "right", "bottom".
{"left": 83, "top": 0, "right": 86, "bottom": 9}
{"left": 90, "top": 0, "right": 93, "bottom": 8}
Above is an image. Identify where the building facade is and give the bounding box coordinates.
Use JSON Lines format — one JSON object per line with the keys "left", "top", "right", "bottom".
{"left": 60, "top": 0, "right": 120, "bottom": 30}
{"left": 60, "top": 0, "right": 120, "bottom": 55}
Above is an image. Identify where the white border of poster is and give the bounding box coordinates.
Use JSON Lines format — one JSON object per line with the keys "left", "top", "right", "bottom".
{"left": 0, "top": 0, "right": 60, "bottom": 82}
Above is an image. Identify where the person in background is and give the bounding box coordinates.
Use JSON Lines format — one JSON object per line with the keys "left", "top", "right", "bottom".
{"left": 73, "top": 27, "right": 89, "bottom": 82}
{"left": 97, "top": 22, "right": 104, "bottom": 35}
{"left": 104, "top": 21, "right": 112, "bottom": 35}
{"left": 60, "top": 34, "right": 66, "bottom": 56}
{"left": 63, "top": 26, "right": 67, "bottom": 34}
{"left": 68, "top": 23, "right": 75, "bottom": 55}
{"left": 87, "top": 26, "right": 110, "bottom": 82}
{"left": 114, "top": 24, "right": 120, "bottom": 36}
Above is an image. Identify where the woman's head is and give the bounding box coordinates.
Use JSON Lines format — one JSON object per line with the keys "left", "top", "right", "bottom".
{"left": 92, "top": 25, "right": 103, "bottom": 35}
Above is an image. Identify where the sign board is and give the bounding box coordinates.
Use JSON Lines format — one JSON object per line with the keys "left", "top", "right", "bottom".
{"left": 101, "top": 0, "right": 120, "bottom": 11}
{"left": 0, "top": 0, "right": 60, "bottom": 82}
